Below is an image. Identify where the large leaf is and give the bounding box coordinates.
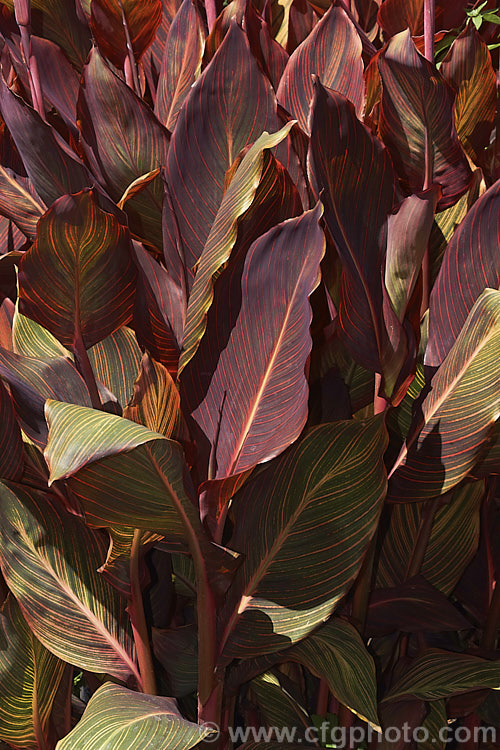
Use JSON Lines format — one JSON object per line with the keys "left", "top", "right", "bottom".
{"left": 0, "top": 76, "right": 92, "bottom": 207}
{"left": 18, "top": 189, "right": 136, "bottom": 350}
{"left": 189, "top": 204, "right": 324, "bottom": 480}
{"left": 78, "top": 50, "right": 170, "bottom": 251}
{"left": 250, "top": 672, "right": 311, "bottom": 739}
{"left": 219, "top": 416, "right": 387, "bottom": 660}
{"left": 277, "top": 4, "right": 364, "bottom": 134}
{"left": 0, "top": 347, "right": 116, "bottom": 446}
{"left": 441, "top": 24, "right": 497, "bottom": 166}
{"left": 2, "top": 0, "right": 91, "bottom": 68}
{"left": 383, "top": 650, "right": 500, "bottom": 702}
{"left": 289, "top": 619, "right": 380, "bottom": 729}
{"left": 0, "top": 595, "right": 66, "bottom": 748}
{"left": 154, "top": 0, "right": 205, "bottom": 131}
{"left": 308, "top": 82, "right": 406, "bottom": 396}
{"left": 0, "top": 483, "right": 138, "bottom": 681}
{"left": 179, "top": 123, "right": 295, "bottom": 373}
{"left": 56, "top": 683, "right": 213, "bottom": 750}
{"left": 132, "top": 240, "right": 184, "bottom": 376}
{"left": 390, "top": 289, "right": 500, "bottom": 500}
{"left": 0, "top": 378, "right": 23, "bottom": 481}
{"left": 164, "top": 21, "right": 280, "bottom": 281}
{"left": 377, "top": 0, "right": 467, "bottom": 37}
{"left": 44, "top": 400, "right": 195, "bottom": 541}
{"left": 377, "top": 480, "right": 483, "bottom": 595}
{"left": 124, "top": 353, "right": 187, "bottom": 440}
{"left": 366, "top": 577, "right": 471, "bottom": 637}
{"left": 378, "top": 30, "right": 472, "bottom": 210}
{"left": 87, "top": 327, "right": 143, "bottom": 410}
{"left": 426, "top": 179, "right": 500, "bottom": 367}
{"left": 90, "top": 0, "right": 163, "bottom": 67}
{"left": 0, "top": 167, "right": 45, "bottom": 239}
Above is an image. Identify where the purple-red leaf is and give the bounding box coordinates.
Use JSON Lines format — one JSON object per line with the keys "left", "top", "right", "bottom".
{"left": 188, "top": 203, "right": 324, "bottom": 480}
{"left": 0, "top": 378, "right": 23, "bottom": 480}
{"left": 133, "top": 240, "right": 184, "bottom": 376}
{"left": 0, "top": 74, "right": 91, "bottom": 207}
{"left": 426, "top": 179, "right": 500, "bottom": 367}
{"left": 377, "top": 0, "right": 468, "bottom": 38}
{"left": 308, "top": 82, "right": 408, "bottom": 397}
{"left": 154, "top": 0, "right": 205, "bottom": 132}
{"left": 90, "top": 0, "right": 162, "bottom": 68}
{"left": 277, "top": 4, "right": 364, "bottom": 134}
{"left": 18, "top": 189, "right": 136, "bottom": 350}
{"left": 165, "top": 22, "right": 280, "bottom": 283}
{"left": 78, "top": 50, "right": 170, "bottom": 252}
{"left": 378, "top": 30, "right": 472, "bottom": 210}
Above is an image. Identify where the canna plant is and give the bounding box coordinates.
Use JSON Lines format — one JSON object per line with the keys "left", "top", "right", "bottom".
{"left": 0, "top": 0, "right": 498, "bottom": 748}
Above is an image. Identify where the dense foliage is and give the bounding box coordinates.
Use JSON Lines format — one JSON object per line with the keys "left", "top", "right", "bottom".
{"left": 0, "top": 0, "right": 498, "bottom": 747}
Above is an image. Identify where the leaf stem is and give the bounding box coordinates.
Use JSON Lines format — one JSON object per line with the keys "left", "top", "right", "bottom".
{"left": 482, "top": 578, "right": 500, "bottom": 650}
{"left": 351, "top": 533, "right": 377, "bottom": 635}
{"left": 129, "top": 528, "right": 157, "bottom": 694}
{"left": 118, "top": 0, "right": 141, "bottom": 96}
{"left": 73, "top": 331, "right": 102, "bottom": 410}
{"left": 205, "top": 0, "right": 218, "bottom": 33}
{"left": 405, "top": 496, "right": 441, "bottom": 579}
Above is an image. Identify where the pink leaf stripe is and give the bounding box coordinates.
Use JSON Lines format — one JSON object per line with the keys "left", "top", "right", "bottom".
{"left": 190, "top": 203, "right": 325, "bottom": 480}
{"left": 219, "top": 417, "right": 388, "bottom": 660}
{"left": 0, "top": 483, "right": 139, "bottom": 682}
{"left": 277, "top": 4, "right": 364, "bottom": 134}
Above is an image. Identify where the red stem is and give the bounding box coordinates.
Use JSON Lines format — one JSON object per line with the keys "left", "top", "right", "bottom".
{"left": 205, "top": 0, "right": 218, "bottom": 32}
{"left": 73, "top": 331, "right": 102, "bottom": 410}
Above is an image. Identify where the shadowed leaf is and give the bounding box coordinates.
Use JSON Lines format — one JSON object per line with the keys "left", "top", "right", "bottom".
{"left": 0, "top": 167, "right": 45, "bottom": 239}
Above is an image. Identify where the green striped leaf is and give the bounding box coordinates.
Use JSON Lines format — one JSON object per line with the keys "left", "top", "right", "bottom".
{"left": 0, "top": 482, "right": 138, "bottom": 682}
{"left": 390, "top": 289, "right": 500, "bottom": 500}
{"left": 78, "top": 50, "right": 170, "bottom": 252}
{"left": 87, "top": 327, "right": 143, "bottom": 410}
{"left": 383, "top": 650, "right": 500, "bottom": 702}
{"left": 165, "top": 21, "right": 281, "bottom": 282}
{"left": 18, "top": 189, "right": 137, "bottom": 351}
{"left": 179, "top": 123, "right": 295, "bottom": 373}
{"left": 277, "top": 4, "right": 364, "bottom": 134}
{"left": 441, "top": 24, "right": 497, "bottom": 166}
{"left": 250, "top": 672, "right": 311, "bottom": 738}
{"left": 0, "top": 347, "right": 116, "bottom": 447}
{"left": 377, "top": 480, "right": 483, "bottom": 595}
{"left": 154, "top": 0, "right": 205, "bottom": 131}
{"left": 0, "top": 595, "right": 66, "bottom": 748}
{"left": 219, "top": 417, "right": 387, "bottom": 660}
{"left": 44, "top": 400, "right": 197, "bottom": 541}
{"left": 427, "top": 180, "right": 500, "bottom": 367}
{"left": 13, "top": 306, "right": 70, "bottom": 359}
{"left": 56, "top": 682, "right": 212, "bottom": 750}
{"left": 90, "top": 0, "right": 163, "bottom": 67}
{"left": 289, "top": 619, "right": 380, "bottom": 730}
{"left": 152, "top": 625, "right": 198, "bottom": 697}
{"left": 124, "top": 353, "right": 187, "bottom": 440}
{"left": 0, "top": 167, "right": 45, "bottom": 240}
{"left": 188, "top": 204, "right": 325, "bottom": 479}
{"left": 378, "top": 30, "right": 472, "bottom": 210}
